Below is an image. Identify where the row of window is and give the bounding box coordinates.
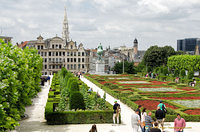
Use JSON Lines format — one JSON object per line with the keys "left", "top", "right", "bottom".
{"left": 38, "top": 51, "right": 87, "bottom": 56}
{"left": 43, "top": 58, "right": 88, "bottom": 63}
{"left": 44, "top": 64, "right": 85, "bottom": 70}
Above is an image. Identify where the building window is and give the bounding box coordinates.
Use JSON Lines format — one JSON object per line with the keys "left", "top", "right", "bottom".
{"left": 67, "top": 58, "right": 69, "bottom": 62}
{"left": 56, "top": 52, "right": 58, "bottom": 56}
{"left": 74, "top": 52, "right": 76, "bottom": 56}
{"left": 78, "top": 52, "right": 80, "bottom": 56}
{"left": 71, "top": 45, "right": 73, "bottom": 49}
{"left": 45, "top": 65, "right": 47, "bottom": 69}
{"left": 59, "top": 45, "right": 62, "bottom": 49}
{"left": 49, "top": 52, "right": 51, "bottom": 56}
{"left": 63, "top": 52, "right": 65, "bottom": 56}
{"left": 82, "top": 64, "right": 84, "bottom": 68}
{"left": 52, "top": 45, "right": 54, "bottom": 48}
{"left": 71, "top": 64, "right": 73, "bottom": 69}
{"left": 74, "top": 64, "right": 76, "bottom": 70}
{"left": 60, "top": 65, "right": 62, "bottom": 68}
{"left": 82, "top": 52, "right": 84, "bottom": 56}
{"left": 71, "top": 58, "right": 73, "bottom": 62}
{"left": 49, "top": 58, "right": 51, "bottom": 62}
{"left": 41, "top": 46, "right": 43, "bottom": 49}
{"left": 41, "top": 52, "right": 43, "bottom": 56}
{"left": 78, "top": 58, "right": 80, "bottom": 62}
{"left": 59, "top": 52, "right": 61, "bottom": 56}
{"left": 52, "top": 52, "right": 54, "bottom": 56}
{"left": 56, "top": 65, "right": 58, "bottom": 69}
{"left": 71, "top": 52, "right": 73, "bottom": 56}
{"left": 53, "top": 65, "right": 55, "bottom": 69}
{"left": 67, "top": 52, "right": 70, "bottom": 56}
{"left": 45, "top": 58, "right": 47, "bottom": 62}
{"left": 45, "top": 52, "right": 47, "bottom": 56}
{"left": 63, "top": 58, "right": 65, "bottom": 62}
{"left": 56, "top": 45, "right": 58, "bottom": 49}
{"left": 49, "top": 65, "right": 51, "bottom": 69}
{"left": 82, "top": 58, "right": 84, "bottom": 62}
{"left": 38, "top": 45, "right": 40, "bottom": 50}
{"left": 74, "top": 58, "right": 76, "bottom": 62}
{"left": 78, "top": 64, "right": 81, "bottom": 69}
{"left": 45, "top": 72, "right": 47, "bottom": 75}
{"left": 38, "top": 51, "right": 40, "bottom": 54}
{"left": 67, "top": 64, "right": 69, "bottom": 69}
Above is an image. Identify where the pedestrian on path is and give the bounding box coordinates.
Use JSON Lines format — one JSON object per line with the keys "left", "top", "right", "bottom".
{"left": 131, "top": 110, "right": 141, "bottom": 132}
{"left": 155, "top": 107, "right": 164, "bottom": 131}
{"left": 150, "top": 122, "right": 161, "bottom": 132}
{"left": 157, "top": 100, "right": 167, "bottom": 121}
{"left": 174, "top": 113, "right": 186, "bottom": 132}
{"left": 145, "top": 112, "right": 154, "bottom": 132}
{"left": 141, "top": 108, "right": 147, "bottom": 132}
{"left": 113, "top": 101, "right": 120, "bottom": 124}
{"left": 89, "top": 124, "right": 97, "bottom": 132}
{"left": 136, "top": 105, "right": 142, "bottom": 119}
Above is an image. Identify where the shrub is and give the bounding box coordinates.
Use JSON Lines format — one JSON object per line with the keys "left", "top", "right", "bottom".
{"left": 180, "top": 69, "right": 186, "bottom": 77}
{"left": 188, "top": 71, "right": 194, "bottom": 79}
{"left": 70, "top": 92, "right": 85, "bottom": 110}
{"left": 163, "top": 67, "right": 168, "bottom": 76}
{"left": 174, "top": 69, "right": 179, "bottom": 77}
{"left": 70, "top": 81, "right": 79, "bottom": 93}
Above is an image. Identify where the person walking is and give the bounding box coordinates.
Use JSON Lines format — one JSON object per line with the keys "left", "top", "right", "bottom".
{"left": 113, "top": 101, "right": 120, "bottom": 124}
{"left": 145, "top": 112, "right": 154, "bottom": 132}
{"left": 141, "top": 108, "right": 147, "bottom": 132}
{"left": 174, "top": 113, "right": 186, "bottom": 132}
{"left": 155, "top": 107, "right": 164, "bottom": 131}
{"left": 136, "top": 105, "right": 142, "bottom": 119}
{"left": 150, "top": 122, "right": 161, "bottom": 132}
{"left": 131, "top": 110, "right": 141, "bottom": 132}
{"left": 157, "top": 100, "right": 167, "bottom": 121}
{"left": 89, "top": 124, "right": 97, "bottom": 132}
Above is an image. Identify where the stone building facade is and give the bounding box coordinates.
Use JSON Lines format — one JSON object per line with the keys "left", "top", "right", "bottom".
{"left": 20, "top": 8, "right": 89, "bottom": 75}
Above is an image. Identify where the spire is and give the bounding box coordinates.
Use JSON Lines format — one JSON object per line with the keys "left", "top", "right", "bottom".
{"left": 195, "top": 44, "right": 199, "bottom": 55}
{"left": 62, "top": 6, "right": 70, "bottom": 43}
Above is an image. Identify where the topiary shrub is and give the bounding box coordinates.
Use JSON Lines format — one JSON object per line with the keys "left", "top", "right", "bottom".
{"left": 70, "top": 91, "right": 85, "bottom": 110}
{"left": 70, "top": 81, "right": 79, "bottom": 93}
{"left": 163, "top": 67, "right": 168, "bottom": 76}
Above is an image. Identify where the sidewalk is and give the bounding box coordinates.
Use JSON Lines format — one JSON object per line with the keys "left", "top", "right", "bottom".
{"left": 12, "top": 76, "right": 200, "bottom": 132}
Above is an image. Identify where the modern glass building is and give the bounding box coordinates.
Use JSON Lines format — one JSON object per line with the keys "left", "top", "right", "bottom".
{"left": 177, "top": 38, "right": 200, "bottom": 54}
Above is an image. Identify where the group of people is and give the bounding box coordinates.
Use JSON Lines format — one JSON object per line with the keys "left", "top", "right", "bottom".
{"left": 131, "top": 101, "right": 186, "bottom": 132}
{"left": 145, "top": 72, "right": 157, "bottom": 79}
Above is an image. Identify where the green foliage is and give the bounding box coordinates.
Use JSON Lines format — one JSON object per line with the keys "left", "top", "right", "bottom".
{"left": 0, "top": 39, "right": 42, "bottom": 131}
{"left": 163, "top": 67, "right": 168, "bottom": 76}
{"left": 113, "top": 61, "right": 135, "bottom": 74}
{"left": 69, "top": 81, "right": 79, "bottom": 93}
{"left": 69, "top": 92, "right": 85, "bottom": 110}
{"left": 174, "top": 69, "right": 179, "bottom": 77}
{"left": 143, "top": 45, "right": 175, "bottom": 68}
{"left": 188, "top": 71, "right": 194, "bottom": 79}
{"left": 180, "top": 69, "right": 186, "bottom": 77}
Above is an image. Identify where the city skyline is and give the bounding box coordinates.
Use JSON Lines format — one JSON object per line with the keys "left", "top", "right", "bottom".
{"left": 1, "top": 0, "right": 200, "bottom": 50}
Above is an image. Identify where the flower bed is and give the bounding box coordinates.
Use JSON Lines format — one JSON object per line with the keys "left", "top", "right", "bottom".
{"left": 177, "top": 88, "right": 196, "bottom": 91}
{"left": 135, "top": 100, "right": 178, "bottom": 110}
{"left": 117, "top": 81, "right": 151, "bottom": 84}
{"left": 172, "top": 100, "right": 200, "bottom": 108}
{"left": 184, "top": 109, "right": 200, "bottom": 115}
{"left": 137, "top": 87, "right": 178, "bottom": 92}
{"left": 108, "top": 77, "right": 130, "bottom": 79}
{"left": 150, "top": 97, "right": 200, "bottom": 100}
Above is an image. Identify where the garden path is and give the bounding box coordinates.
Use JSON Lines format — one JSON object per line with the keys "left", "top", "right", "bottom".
{"left": 12, "top": 75, "right": 200, "bottom": 132}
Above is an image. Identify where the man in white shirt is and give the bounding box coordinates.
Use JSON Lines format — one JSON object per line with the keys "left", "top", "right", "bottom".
{"left": 131, "top": 110, "right": 141, "bottom": 132}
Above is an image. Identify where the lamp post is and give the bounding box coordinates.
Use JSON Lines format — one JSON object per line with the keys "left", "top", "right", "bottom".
{"left": 123, "top": 55, "right": 124, "bottom": 74}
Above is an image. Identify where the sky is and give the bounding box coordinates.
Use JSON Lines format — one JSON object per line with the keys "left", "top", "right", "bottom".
{"left": 1, "top": 0, "right": 200, "bottom": 50}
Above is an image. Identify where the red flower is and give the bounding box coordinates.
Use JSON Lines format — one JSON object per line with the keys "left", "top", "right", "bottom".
{"left": 184, "top": 109, "right": 200, "bottom": 115}
{"left": 150, "top": 97, "right": 200, "bottom": 100}
{"left": 134, "top": 100, "right": 178, "bottom": 110}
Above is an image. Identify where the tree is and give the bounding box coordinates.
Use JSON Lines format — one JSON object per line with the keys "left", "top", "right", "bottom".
{"left": 113, "top": 61, "right": 135, "bottom": 74}
{"left": 143, "top": 45, "right": 175, "bottom": 68}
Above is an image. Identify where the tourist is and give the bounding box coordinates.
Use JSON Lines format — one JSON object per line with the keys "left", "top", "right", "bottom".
{"left": 136, "top": 105, "right": 142, "bottom": 119}
{"left": 155, "top": 107, "right": 164, "bottom": 131}
{"left": 89, "top": 124, "right": 97, "bottom": 132}
{"left": 113, "top": 101, "right": 120, "bottom": 124}
{"left": 88, "top": 87, "right": 93, "bottom": 94}
{"left": 175, "top": 77, "right": 179, "bottom": 83}
{"left": 47, "top": 76, "right": 50, "bottom": 85}
{"left": 191, "top": 78, "right": 196, "bottom": 87}
{"left": 96, "top": 92, "right": 101, "bottom": 98}
{"left": 145, "top": 112, "right": 154, "bottom": 132}
{"left": 174, "top": 113, "right": 186, "bottom": 132}
{"left": 131, "top": 110, "right": 141, "bottom": 132}
{"left": 150, "top": 122, "right": 161, "bottom": 132}
{"left": 141, "top": 108, "right": 147, "bottom": 132}
{"left": 157, "top": 100, "right": 167, "bottom": 121}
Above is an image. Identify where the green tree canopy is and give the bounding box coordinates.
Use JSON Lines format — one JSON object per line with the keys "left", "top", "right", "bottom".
{"left": 113, "top": 61, "right": 135, "bottom": 74}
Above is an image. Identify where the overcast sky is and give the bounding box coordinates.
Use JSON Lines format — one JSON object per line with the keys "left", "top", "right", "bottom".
{"left": 1, "top": 0, "right": 200, "bottom": 50}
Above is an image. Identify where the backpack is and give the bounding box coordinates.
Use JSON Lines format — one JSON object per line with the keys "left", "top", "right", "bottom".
{"left": 162, "top": 104, "right": 167, "bottom": 113}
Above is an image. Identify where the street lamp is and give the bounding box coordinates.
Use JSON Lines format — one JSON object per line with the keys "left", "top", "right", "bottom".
{"left": 123, "top": 55, "right": 124, "bottom": 74}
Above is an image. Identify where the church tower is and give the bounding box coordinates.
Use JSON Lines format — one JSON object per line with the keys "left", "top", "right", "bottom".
{"left": 62, "top": 7, "right": 70, "bottom": 44}
{"left": 133, "top": 38, "right": 138, "bottom": 55}
{"left": 195, "top": 44, "right": 199, "bottom": 55}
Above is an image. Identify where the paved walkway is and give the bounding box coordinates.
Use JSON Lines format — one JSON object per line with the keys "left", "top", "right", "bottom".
{"left": 12, "top": 76, "right": 200, "bottom": 132}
